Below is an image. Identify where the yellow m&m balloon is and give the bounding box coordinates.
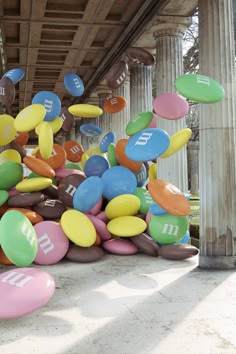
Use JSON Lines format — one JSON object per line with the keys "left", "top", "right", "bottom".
{"left": 68, "top": 104, "right": 103, "bottom": 118}
{"left": 161, "top": 128, "right": 192, "bottom": 158}
{"left": 61, "top": 210, "right": 96, "bottom": 247}
{"left": 0, "top": 114, "right": 16, "bottom": 146}
{"left": 107, "top": 216, "right": 147, "bottom": 237}
{"left": 35, "top": 116, "right": 62, "bottom": 135}
{"left": 14, "top": 104, "right": 46, "bottom": 132}
{"left": 148, "top": 163, "right": 157, "bottom": 180}
{"left": 0, "top": 149, "right": 21, "bottom": 164}
{"left": 15, "top": 177, "right": 52, "bottom": 192}
{"left": 38, "top": 122, "right": 53, "bottom": 159}
{"left": 105, "top": 194, "right": 140, "bottom": 219}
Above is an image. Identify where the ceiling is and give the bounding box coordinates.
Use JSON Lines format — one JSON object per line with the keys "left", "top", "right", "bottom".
{"left": 0, "top": 0, "right": 173, "bottom": 118}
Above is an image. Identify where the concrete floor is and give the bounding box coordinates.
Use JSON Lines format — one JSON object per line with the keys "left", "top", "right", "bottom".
{"left": 1, "top": 254, "right": 236, "bottom": 354}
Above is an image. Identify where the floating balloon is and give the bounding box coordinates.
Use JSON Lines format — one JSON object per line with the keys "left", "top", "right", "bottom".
{"left": 0, "top": 190, "right": 9, "bottom": 206}
{"left": 148, "top": 163, "right": 157, "bottom": 180}
{"left": 0, "top": 267, "right": 55, "bottom": 318}
{"left": 125, "top": 128, "right": 170, "bottom": 162}
{"left": 105, "top": 194, "right": 140, "bottom": 219}
{"left": 61, "top": 106, "right": 74, "bottom": 132}
{"left": 0, "top": 162, "right": 23, "bottom": 190}
{"left": 63, "top": 140, "right": 84, "bottom": 162}
{"left": 65, "top": 245, "right": 104, "bottom": 263}
{"left": 126, "top": 112, "right": 153, "bottom": 136}
{"left": 80, "top": 123, "right": 102, "bottom": 136}
{"left": 107, "top": 143, "right": 118, "bottom": 166}
{"left": 14, "top": 131, "right": 29, "bottom": 146}
{"left": 36, "top": 116, "right": 62, "bottom": 135}
{"left": 134, "top": 188, "right": 154, "bottom": 214}
{"left": 153, "top": 93, "right": 189, "bottom": 120}
{"left": 36, "top": 143, "right": 67, "bottom": 170}
{"left": 0, "top": 149, "right": 21, "bottom": 164}
{"left": 0, "top": 77, "right": 15, "bottom": 106}
{"left": 99, "top": 132, "right": 116, "bottom": 153}
{"left": 0, "top": 210, "right": 38, "bottom": 266}
{"left": 130, "top": 233, "right": 159, "bottom": 257}
{"left": 32, "top": 91, "right": 61, "bottom": 121}
{"left": 3, "top": 67, "right": 25, "bottom": 84}
{"left": 58, "top": 173, "right": 86, "bottom": 208}
{"left": 125, "top": 47, "right": 155, "bottom": 66}
{"left": 175, "top": 73, "right": 225, "bottom": 103}
{"left": 64, "top": 72, "right": 84, "bottom": 96}
{"left": 15, "top": 177, "right": 52, "bottom": 193}
{"left": 105, "top": 60, "right": 128, "bottom": 89}
{"left": 23, "top": 156, "right": 55, "bottom": 179}
{"left": 103, "top": 96, "right": 127, "bottom": 114}
{"left": 34, "top": 221, "right": 69, "bottom": 265}
{"left": 148, "top": 179, "right": 190, "bottom": 217}
{"left": 107, "top": 216, "right": 147, "bottom": 237}
{"left": 103, "top": 239, "right": 138, "bottom": 255}
{"left": 84, "top": 155, "right": 109, "bottom": 178}
{"left": 149, "top": 213, "right": 188, "bottom": 245}
{"left": 7, "top": 208, "right": 43, "bottom": 225}
{"left": 161, "top": 128, "right": 192, "bottom": 158}
{"left": 73, "top": 176, "right": 104, "bottom": 212}
{"left": 149, "top": 202, "right": 167, "bottom": 216}
{"left": 0, "top": 114, "right": 16, "bottom": 146}
{"left": 101, "top": 166, "right": 137, "bottom": 200}
{"left": 61, "top": 209, "right": 96, "bottom": 247}
{"left": 14, "top": 104, "right": 46, "bottom": 132}
{"left": 68, "top": 104, "right": 103, "bottom": 118}
{"left": 116, "top": 139, "right": 142, "bottom": 173}
{"left": 38, "top": 121, "right": 54, "bottom": 160}
{"left": 158, "top": 244, "right": 199, "bottom": 260}
{"left": 135, "top": 164, "right": 147, "bottom": 187}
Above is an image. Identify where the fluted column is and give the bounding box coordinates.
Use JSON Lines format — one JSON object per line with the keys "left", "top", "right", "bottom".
{"left": 97, "top": 90, "right": 112, "bottom": 137}
{"left": 130, "top": 63, "right": 153, "bottom": 118}
{"left": 198, "top": 0, "right": 236, "bottom": 269}
{"left": 153, "top": 16, "right": 191, "bottom": 192}
{"left": 112, "top": 77, "right": 130, "bottom": 141}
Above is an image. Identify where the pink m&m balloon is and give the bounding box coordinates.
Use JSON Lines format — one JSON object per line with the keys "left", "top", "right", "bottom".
{"left": 86, "top": 214, "right": 111, "bottom": 240}
{"left": 34, "top": 221, "right": 69, "bottom": 265}
{"left": 0, "top": 267, "right": 55, "bottom": 318}
{"left": 103, "top": 239, "right": 138, "bottom": 255}
{"left": 153, "top": 93, "right": 189, "bottom": 120}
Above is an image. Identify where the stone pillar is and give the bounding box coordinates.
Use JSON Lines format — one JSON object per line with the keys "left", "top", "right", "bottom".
{"left": 129, "top": 63, "right": 153, "bottom": 118}
{"left": 112, "top": 77, "right": 130, "bottom": 141}
{"left": 187, "top": 141, "right": 199, "bottom": 195}
{"left": 153, "top": 16, "right": 191, "bottom": 192}
{"left": 97, "top": 90, "right": 112, "bottom": 138}
{"left": 198, "top": 0, "right": 236, "bottom": 269}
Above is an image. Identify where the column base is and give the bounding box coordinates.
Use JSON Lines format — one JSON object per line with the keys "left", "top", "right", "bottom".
{"left": 199, "top": 255, "right": 236, "bottom": 270}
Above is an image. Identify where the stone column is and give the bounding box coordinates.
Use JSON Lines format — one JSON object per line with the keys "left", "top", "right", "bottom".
{"left": 198, "top": 0, "right": 236, "bottom": 269}
{"left": 153, "top": 16, "right": 191, "bottom": 192}
{"left": 112, "top": 77, "right": 130, "bottom": 141}
{"left": 97, "top": 90, "right": 112, "bottom": 138}
{"left": 129, "top": 63, "right": 153, "bottom": 118}
{"left": 187, "top": 141, "right": 199, "bottom": 195}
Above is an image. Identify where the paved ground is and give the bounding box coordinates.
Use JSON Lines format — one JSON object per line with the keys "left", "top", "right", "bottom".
{"left": 0, "top": 254, "right": 236, "bottom": 354}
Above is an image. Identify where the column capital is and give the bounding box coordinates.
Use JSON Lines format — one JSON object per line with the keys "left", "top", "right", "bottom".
{"left": 152, "top": 15, "right": 192, "bottom": 39}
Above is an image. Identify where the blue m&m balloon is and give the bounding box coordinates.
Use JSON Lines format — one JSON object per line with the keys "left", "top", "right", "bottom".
{"left": 125, "top": 128, "right": 170, "bottom": 162}
{"left": 3, "top": 68, "right": 25, "bottom": 84}
{"left": 73, "top": 176, "right": 104, "bottom": 212}
{"left": 32, "top": 91, "right": 61, "bottom": 121}
{"left": 64, "top": 72, "right": 84, "bottom": 97}
{"left": 101, "top": 166, "right": 137, "bottom": 200}
{"left": 99, "top": 132, "right": 116, "bottom": 153}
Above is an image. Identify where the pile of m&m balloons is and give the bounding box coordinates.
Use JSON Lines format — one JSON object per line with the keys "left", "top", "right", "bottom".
{"left": 0, "top": 69, "right": 225, "bottom": 318}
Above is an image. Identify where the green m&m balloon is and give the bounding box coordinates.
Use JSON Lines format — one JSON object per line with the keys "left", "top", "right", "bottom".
{"left": 134, "top": 187, "right": 154, "bottom": 214}
{"left": 126, "top": 112, "right": 153, "bottom": 136}
{"left": 107, "top": 143, "right": 118, "bottom": 166}
{"left": 175, "top": 74, "right": 225, "bottom": 103}
{"left": 0, "top": 210, "right": 38, "bottom": 266}
{"left": 0, "top": 162, "right": 23, "bottom": 190}
{"left": 0, "top": 190, "right": 9, "bottom": 206}
{"left": 149, "top": 213, "right": 188, "bottom": 245}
